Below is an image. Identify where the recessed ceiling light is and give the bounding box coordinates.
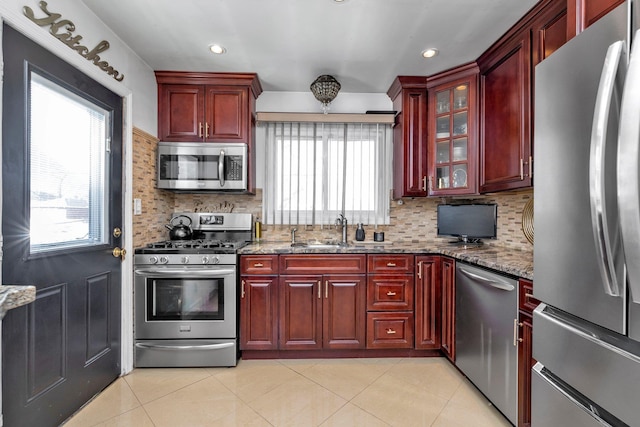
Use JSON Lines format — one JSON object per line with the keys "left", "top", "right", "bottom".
{"left": 209, "top": 44, "right": 226, "bottom": 54}
{"left": 421, "top": 48, "right": 439, "bottom": 58}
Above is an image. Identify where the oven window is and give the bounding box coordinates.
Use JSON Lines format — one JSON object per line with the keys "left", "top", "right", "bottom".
{"left": 147, "top": 278, "right": 224, "bottom": 321}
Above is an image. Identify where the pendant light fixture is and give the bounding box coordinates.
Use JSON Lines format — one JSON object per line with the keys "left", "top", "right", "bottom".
{"left": 310, "top": 75, "right": 341, "bottom": 114}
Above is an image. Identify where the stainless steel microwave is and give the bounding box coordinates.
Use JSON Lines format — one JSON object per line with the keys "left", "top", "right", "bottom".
{"left": 157, "top": 141, "right": 248, "bottom": 191}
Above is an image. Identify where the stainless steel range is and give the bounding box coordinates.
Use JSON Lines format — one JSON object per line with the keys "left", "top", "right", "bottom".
{"left": 133, "top": 212, "right": 252, "bottom": 367}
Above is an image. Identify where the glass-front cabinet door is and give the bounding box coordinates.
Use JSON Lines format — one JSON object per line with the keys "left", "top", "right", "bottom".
{"left": 427, "top": 66, "right": 478, "bottom": 196}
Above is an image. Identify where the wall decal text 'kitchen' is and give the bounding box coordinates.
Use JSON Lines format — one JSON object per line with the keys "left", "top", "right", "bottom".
{"left": 23, "top": 1, "right": 124, "bottom": 82}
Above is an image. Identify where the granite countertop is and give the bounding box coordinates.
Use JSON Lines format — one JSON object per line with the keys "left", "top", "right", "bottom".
{"left": 239, "top": 241, "right": 533, "bottom": 280}
{"left": 0, "top": 285, "right": 36, "bottom": 318}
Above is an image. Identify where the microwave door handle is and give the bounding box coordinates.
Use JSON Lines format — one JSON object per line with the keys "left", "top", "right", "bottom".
{"left": 590, "top": 40, "right": 625, "bottom": 297}
{"left": 218, "top": 149, "right": 225, "bottom": 187}
{"left": 618, "top": 30, "right": 640, "bottom": 303}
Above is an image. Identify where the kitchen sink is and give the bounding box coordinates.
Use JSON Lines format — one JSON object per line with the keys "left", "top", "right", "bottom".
{"left": 291, "top": 241, "right": 348, "bottom": 249}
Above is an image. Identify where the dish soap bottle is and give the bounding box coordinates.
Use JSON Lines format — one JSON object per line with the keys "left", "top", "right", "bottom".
{"left": 355, "top": 223, "right": 365, "bottom": 241}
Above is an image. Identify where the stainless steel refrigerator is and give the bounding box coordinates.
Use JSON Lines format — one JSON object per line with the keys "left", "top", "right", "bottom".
{"left": 533, "top": 1, "right": 640, "bottom": 425}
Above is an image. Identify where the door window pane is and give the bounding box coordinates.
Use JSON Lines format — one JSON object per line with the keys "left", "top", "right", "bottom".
{"left": 29, "top": 72, "right": 110, "bottom": 253}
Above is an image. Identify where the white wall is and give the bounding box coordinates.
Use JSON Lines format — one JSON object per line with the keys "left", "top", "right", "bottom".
{"left": 254, "top": 91, "right": 393, "bottom": 187}
{"left": 0, "top": 0, "right": 157, "bottom": 134}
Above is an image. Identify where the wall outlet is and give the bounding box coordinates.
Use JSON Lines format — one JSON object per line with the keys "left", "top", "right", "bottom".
{"left": 133, "top": 198, "right": 142, "bottom": 215}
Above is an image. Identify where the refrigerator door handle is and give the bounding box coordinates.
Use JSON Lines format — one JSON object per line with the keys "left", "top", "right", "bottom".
{"left": 618, "top": 30, "right": 640, "bottom": 304}
{"left": 590, "top": 40, "right": 625, "bottom": 298}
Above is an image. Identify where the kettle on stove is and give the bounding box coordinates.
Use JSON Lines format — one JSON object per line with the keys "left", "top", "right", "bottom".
{"left": 165, "top": 215, "right": 193, "bottom": 240}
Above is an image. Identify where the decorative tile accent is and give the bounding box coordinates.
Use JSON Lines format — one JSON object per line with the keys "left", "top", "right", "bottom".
{"left": 132, "top": 128, "right": 174, "bottom": 247}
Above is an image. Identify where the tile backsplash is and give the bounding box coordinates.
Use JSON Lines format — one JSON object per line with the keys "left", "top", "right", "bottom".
{"left": 133, "top": 131, "right": 533, "bottom": 252}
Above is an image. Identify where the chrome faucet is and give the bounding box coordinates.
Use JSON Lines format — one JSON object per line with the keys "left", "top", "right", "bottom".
{"left": 336, "top": 214, "right": 348, "bottom": 244}
{"left": 291, "top": 228, "right": 298, "bottom": 245}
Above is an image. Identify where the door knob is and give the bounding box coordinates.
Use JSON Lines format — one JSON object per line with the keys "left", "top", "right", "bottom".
{"left": 112, "top": 247, "right": 126, "bottom": 260}
{"left": 113, "top": 227, "right": 122, "bottom": 238}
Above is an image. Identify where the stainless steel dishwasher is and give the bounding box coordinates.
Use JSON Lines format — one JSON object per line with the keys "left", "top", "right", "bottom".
{"left": 455, "top": 263, "right": 518, "bottom": 426}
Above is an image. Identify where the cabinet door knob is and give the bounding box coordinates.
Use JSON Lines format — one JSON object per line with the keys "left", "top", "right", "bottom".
{"left": 205, "top": 122, "right": 210, "bottom": 138}
{"left": 199, "top": 122, "right": 203, "bottom": 138}
{"left": 417, "top": 261, "right": 423, "bottom": 279}
{"left": 241, "top": 280, "right": 245, "bottom": 298}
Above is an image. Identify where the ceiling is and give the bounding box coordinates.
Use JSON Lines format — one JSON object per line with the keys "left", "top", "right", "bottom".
{"left": 82, "top": 0, "right": 538, "bottom": 93}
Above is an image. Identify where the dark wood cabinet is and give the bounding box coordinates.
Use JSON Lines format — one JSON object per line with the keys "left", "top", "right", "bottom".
{"left": 240, "top": 255, "right": 279, "bottom": 351}
{"left": 279, "top": 275, "right": 323, "bottom": 349}
{"left": 387, "top": 77, "right": 428, "bottom": 198}
{"left": 155, "top": 72, "right": 261, "bottom": 144}
{"left": 279, "top": 255, "right": 366, "bottom": 350}
{"left": 415, "top": 256, "right": 441, "bottom": 350}
{"left": 517, "top": 278, "right": 538, "bottom": 427}
{"left": 366, "top": 312, "right": 414, "bottom": 349}
{"left": 568, "top": 0, "right": 625, "bottom": 38}
{"left": 441, "top": 256, "right": 456, "bottom": 361}
{"left": 426, "top": 64, "right": 479, "bottom": 196}
{"left": 532, "top": 0, "right": 568, "bottom": 66}
{"left": 478, "top": 29, "right": 532, "bottom": 193}
{"left": 366, "top": 254, "right": 415, "bottom": 349}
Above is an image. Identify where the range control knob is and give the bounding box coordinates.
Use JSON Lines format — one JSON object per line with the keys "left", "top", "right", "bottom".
{"left": 159, "top": 256, "right": 169, "bottom": 265}
{"left": 202, "top": 256, "right": 210, "bottom": 264}
{"left": 149, "top": 256, "right": 159, "bottom": 264}
{"left": 211, "top": 256, "right": 220, "bottom": 264}
{"left": 181, "top": 256, "right": 190, "bottom": 264}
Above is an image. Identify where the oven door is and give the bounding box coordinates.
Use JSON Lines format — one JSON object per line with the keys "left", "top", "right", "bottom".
{"left": 134, "top": 265, "right": 236, "bottom": 339}
{"left": 156, "top": 142, "right": 248, "bottom": 191}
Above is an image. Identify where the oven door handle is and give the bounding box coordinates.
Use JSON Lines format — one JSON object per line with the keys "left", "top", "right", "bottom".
{"left": 135, "top": 342, "right": 235, "bottom": 351}
{"left": 134, "top": 268, "right": 236, "bottom": 277}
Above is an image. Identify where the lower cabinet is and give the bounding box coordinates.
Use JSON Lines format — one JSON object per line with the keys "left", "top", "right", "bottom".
{"left": 366, "top": 312, "right": 414, "bottom": 348}
{"left": 239, "top": 255, "right": 279, "bottom": 351}
{"left": 279, "top": 254, "right": 367, "bottom": 350}
{"left": 366, "top": 254, "right": 415, "bottom": 349}
{"left": 517, "top": 278, "right": 538, "bottom": 427}
{"left": 240, "top": 276, "right": 279, "bottom": 350}
{"left": 415, "top": 256, "right": 441, "bottom": 349}
{"left": 279, "top": 274, "right": 366, "bottom": 350}
{"left": 441, "top": 256, "right": 456, "bottom": 361}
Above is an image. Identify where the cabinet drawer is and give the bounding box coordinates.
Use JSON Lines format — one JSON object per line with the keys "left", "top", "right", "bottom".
{"left": 366, "top": 312, "right": 414, "bottom": 349}
{"left": 280, "top": 254, "right": 366, "bottom": 275}
{"left": 518, "top": 278, "right": 540, "bottom": 315}
{"left": 241, "top": 255, "right": 279, "bottom": 275}
{"left": 367, "top": 276, "right": 414, "bottom": 311}
{"left": 368, "top": 254, "right": 414, "bottom": 273}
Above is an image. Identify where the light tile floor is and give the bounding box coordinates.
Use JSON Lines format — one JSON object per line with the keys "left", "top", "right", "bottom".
{"left": 63, "top": 358, "right": 512, "bottom": 427}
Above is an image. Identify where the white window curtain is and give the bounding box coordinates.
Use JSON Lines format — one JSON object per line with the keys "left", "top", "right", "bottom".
{"left": 263, "top": 121, "right": 392, "bottom": 226}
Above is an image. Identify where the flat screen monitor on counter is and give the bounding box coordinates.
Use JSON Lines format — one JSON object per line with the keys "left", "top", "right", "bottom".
{"left": 437, "top": 203, "right": 497, "bottom": 244}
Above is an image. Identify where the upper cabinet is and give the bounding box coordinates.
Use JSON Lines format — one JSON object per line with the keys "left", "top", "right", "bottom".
{"left": 426, "top": 64, "right": 479, "bottom": 196}
{"left": 477, "top": 0, "right": 567, "bottom": 193}
{"left": 478, "top": 29, "right": 532, "bottom": 193}
{"left": 567, "top": 0, "right": 625, "bottom": 38}
{"left": 155, "top": 71, "right": 262, "bottom": 144}
{"left": 387, "top": 77, "right": 428, "bottom": 199}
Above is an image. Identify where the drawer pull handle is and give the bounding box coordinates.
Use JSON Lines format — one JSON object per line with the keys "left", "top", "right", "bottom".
{"left": 253, "top": 263, "right": 264, "bottom": 267}
{"left": 386, "top": 291, "right": 397, "bottom": 296}
{"left": 525, "top": 292, "right": 533, "bottom": 300}
{"left": 386, "top": 328, "right": 397, "bottom": 335}
{"left": 387, "top": 262, "right": 397, "bottom": 267}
